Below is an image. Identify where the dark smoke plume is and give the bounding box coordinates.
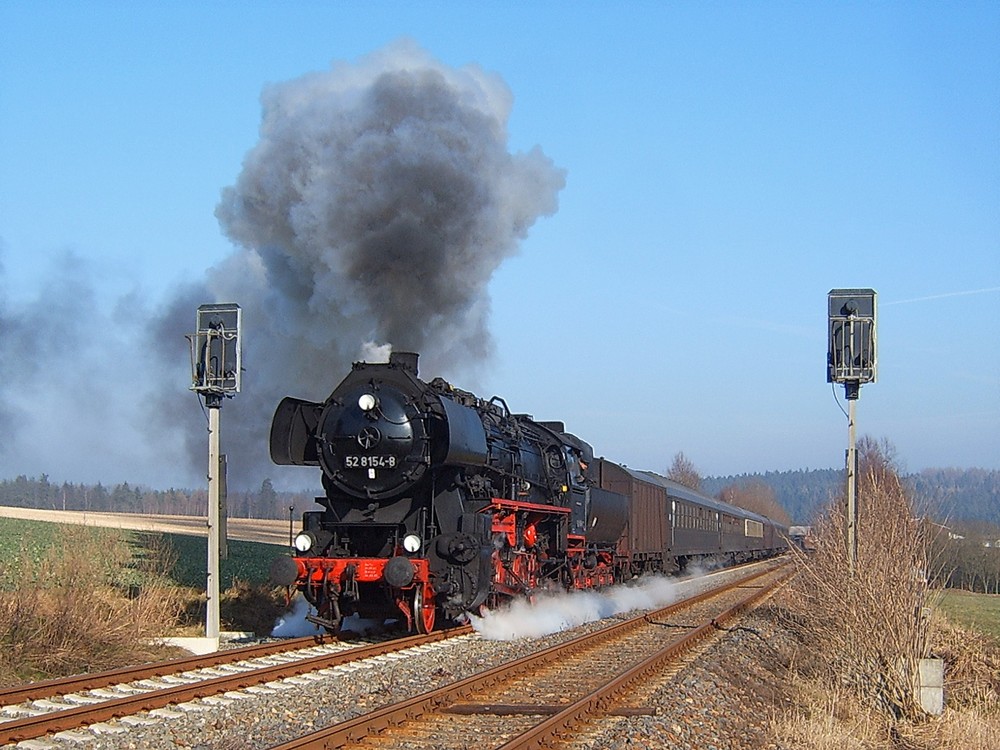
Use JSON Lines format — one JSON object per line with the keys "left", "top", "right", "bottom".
{"left": 156, "top": 41, "right": 565, "bottom": 488}
{"left": 0, "top": 249, "right": 93, "bottom": 444}
{"left": 0, "top": 248, "right": 187, "bottom": 483}
{"left": 0, "top": 246, "right": 13, "bottom": 440}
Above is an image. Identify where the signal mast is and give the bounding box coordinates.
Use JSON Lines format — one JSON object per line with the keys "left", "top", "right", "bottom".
{"left": 188, "top": 303, "right": 242, "bottom": 645}
{"left": 827, "top": 289, "right": 877, "bottom": 575}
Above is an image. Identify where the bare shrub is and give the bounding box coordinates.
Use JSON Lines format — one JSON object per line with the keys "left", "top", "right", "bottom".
{"left": 785, "top": 437, "right": 933, "bottom": 720}
{"left": 220, "top": 579, "right": 288, "bottom": 636}
{"left": 667, "top": 451, "right": 701, "bottom": 490}
{"left": 0, "top": 526, "right": 184, "bottom": 685}
{"left": 770, "top": 438, "right": 1000, "bottom": 748}
{"left": 718, "top": 480, "right": 792, "bottom": 526}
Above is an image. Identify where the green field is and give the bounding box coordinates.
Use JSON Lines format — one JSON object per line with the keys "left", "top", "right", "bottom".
{"left": 934, "top": 588, "right": 1000, "bottom": 640}
{"left": 0, "top": 516, "right": 289, "bottom": 592}
{"left": 0, "top": 518, "right": 62, "bottom": 587}
{"left": 161, "top": 532, "right": 289, "bottom": 589}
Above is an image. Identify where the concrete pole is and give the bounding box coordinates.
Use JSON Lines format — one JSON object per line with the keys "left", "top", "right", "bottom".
{"left": 846, "top": 397, "right": 858, "bottom": 575}
{"left": 206, "top": 396, "right": 221, "bottom": 643}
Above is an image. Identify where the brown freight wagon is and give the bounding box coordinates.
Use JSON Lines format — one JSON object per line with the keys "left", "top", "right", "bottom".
{"left": 594, "top": 458, "right": 675, "bottom": 574}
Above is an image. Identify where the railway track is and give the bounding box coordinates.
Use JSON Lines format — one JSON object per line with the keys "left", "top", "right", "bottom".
{"left": 0, "top": 626, "right": 473, "bottom": 747}
{"left": 1, "top": 560, "right": 788, "bottom": 748}
{"left": 269, "top": 563, "right": 791, "bottom": 750}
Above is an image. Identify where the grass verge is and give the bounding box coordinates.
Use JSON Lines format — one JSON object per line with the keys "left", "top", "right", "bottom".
{"left": 0, "top": 525, "right": 185, "bottom": 685}
{"left": 933, "top": 589, "right": 1000, "bottom": 640}
{"left": 0, "top": 518, "right": 291, "bottom": 686}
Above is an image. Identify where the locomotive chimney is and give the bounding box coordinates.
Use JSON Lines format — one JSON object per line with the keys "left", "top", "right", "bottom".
{"left": 389, "top": 351, "right": 419, "bottom": 376}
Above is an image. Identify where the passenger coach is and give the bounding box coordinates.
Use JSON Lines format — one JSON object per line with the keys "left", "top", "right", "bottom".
{"left": 594, "top": 460, "right": 785, "bottom": 573}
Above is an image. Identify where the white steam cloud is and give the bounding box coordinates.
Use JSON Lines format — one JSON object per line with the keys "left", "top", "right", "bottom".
{"left": 272, "top": 576, "right": 679, "bottom": 641}
{"left": 271, "top": 594, "right": 389, "bottom": 638}
{"left": 470, "top": 575, "right": 679, "bottom": 641}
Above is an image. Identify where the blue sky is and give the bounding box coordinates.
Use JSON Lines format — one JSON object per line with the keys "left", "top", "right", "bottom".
{"left": 1, "top": 2, "right": 998, "bottom": 489}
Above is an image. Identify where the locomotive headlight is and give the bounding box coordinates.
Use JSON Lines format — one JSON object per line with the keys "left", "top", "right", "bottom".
{"left": 293, "top": 532, "right": 315, "bottom": 553}
{"left": 358, "top": 393, "right": 377, "bottom": 412}
{"left": 402, "top": 533, "right": 422, "bottom": 554}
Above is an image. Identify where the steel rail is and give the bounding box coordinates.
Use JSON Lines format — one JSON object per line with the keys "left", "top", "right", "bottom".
{"left": 496, "top": 568, "right": 793, "bottom": 749}
{"left": 268, "top": 563, "right": 788, "bottom": 750}
{"left": 0, "top": 558, "right": 777, "bottom": 710}
{"left": 0, "top": 636, "right": 322, "bottom": 706}
{"left": 0, "top": 625, "right": 472, "bottom": 745}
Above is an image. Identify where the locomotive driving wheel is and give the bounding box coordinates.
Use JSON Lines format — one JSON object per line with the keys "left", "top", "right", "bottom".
{"left": 413, "top": 584, "right": 436, "bottom": 634}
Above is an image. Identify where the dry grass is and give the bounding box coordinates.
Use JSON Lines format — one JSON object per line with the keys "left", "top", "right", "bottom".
{"left": 0, "top": 526, "right": 186, "bottom": 685}
{"left": 928, "top": 613, "right": 1000, "bottom": 712}
{"left": 770, "top": 438, "right": 1000, "bottom": 748}
{"left": 772, "top": 677, "right": 1000, "bottom": 750}
{"left": 177, "top": 579, "right": 289, "bottom": 637}
{"left": 785, "top": 438, "right": 932, "bottom": 718}
{"left": 221, "top": 579, "right": 289, "bottom": 636}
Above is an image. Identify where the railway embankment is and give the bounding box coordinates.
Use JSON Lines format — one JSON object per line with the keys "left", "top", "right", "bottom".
{"left": 1, "top": 546, "right": 996, "bottom": 748}
{"left": 2, "top": 563, "right": 787, "bottom": 749}
{"left": 3, "top": 441, "right": 999, "bottom": 750}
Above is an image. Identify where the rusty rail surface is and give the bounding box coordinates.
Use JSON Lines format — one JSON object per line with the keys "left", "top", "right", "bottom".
{"left": 269, "top": 563, "right": 790, "bottom": 750}
{"left": 0, "top": 625, "right": 472, "bottom": 745}
{"left": 498, "top": 568, "right": 792, "bottom": 750}
{"left": 0, "top": 636, "right": 321, "bottom": 706}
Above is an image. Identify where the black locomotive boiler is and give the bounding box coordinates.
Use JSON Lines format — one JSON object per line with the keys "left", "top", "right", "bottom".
{"left": 269, "top": 352, "right": 787, "bottom": 634}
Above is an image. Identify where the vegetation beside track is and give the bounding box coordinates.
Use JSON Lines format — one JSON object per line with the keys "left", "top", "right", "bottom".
{"left": 0, "top": 518, "right": 290, "bottom": 686}
{"left": 3, "top": 476, "right": 998, "bottom": 750}
{"left": 768, "top": 438, "right": 1000, "bottom": 749}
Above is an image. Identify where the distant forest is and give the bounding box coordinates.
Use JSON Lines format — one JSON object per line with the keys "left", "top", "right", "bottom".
{"left": 702, "top": 467, "right": 1000, "bottom": 529}
{"left": 1, "top": 467, "right": 998, "bottom": 530}
{"left": 0, "top": 475, "right": 319, "bottom": 522}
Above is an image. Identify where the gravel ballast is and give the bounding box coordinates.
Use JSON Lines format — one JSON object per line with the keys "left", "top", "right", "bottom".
{"left": 11, "top": 565, "right": 795, "bottom": 750}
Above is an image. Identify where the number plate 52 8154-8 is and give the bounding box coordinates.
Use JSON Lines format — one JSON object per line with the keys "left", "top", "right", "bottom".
{"left": 344, "top": 455, "right": 397, "bottom": 469}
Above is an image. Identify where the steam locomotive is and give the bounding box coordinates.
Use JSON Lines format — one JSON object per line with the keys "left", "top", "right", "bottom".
{"left": 269, "top": 352, "right": 787, "bottom": 634}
